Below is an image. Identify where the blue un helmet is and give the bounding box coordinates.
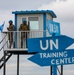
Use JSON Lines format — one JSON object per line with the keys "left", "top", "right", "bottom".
{"left": 9, "top": 20, "right": 13, "bottom": 23}
{"left": 22, "top": 20, "right": 27, "bottom": 23}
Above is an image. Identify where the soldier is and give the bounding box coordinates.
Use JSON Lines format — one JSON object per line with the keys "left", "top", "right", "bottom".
{"left": 7, "top": 20, "right": 14, "bottom": 48}
{"left": 19, "top": 20, "right": 29, "bottom": 48}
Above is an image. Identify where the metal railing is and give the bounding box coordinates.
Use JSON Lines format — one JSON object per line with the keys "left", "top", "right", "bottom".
{"left": 0, "top": 34, "right": 8, "bottom": 52}
{"left": 2, "top": 30, "right": 49, "bottom": 50}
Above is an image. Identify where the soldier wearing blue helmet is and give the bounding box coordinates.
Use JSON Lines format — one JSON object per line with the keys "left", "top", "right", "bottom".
{"left": 9, "top": 20, "right": 13, "bottom": 23}
{"left": 7, "top": 20, "right": 14, "bottom": 48}
{"left": 22, "top": 20, "right": 26, "bottom": 23}
{"left": 19, "top": 20, "right": 29, "bottom": 48}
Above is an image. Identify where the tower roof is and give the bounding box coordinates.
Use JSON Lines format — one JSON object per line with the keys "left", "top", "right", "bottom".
{"left": 12, "top": 10, "right": 57, "bottom": 18}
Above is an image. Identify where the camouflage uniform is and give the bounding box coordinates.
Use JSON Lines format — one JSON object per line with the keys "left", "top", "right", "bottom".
{"left": 19, "top": 24, "right": 29, "bottom": 48}
{"left": 7, "top": 24, "right": 14, "bottom": 48}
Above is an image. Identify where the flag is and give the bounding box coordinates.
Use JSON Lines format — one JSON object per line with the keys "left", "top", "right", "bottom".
{"left": 0, "top": 22, "right": 5, "bottom": 32}
{"left": 46, "top": 20, "right": 60, "bottom": 36}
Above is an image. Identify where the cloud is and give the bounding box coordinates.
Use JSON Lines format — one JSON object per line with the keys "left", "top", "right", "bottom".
{"left": 38, "top": 0, "right": 74, "bottom": 37}
{"left": 38, "top": 0, "right": 74, "bottom": 21}
{"left": 64, "top": 69, "right": 74, "bottom": 75}
{"left": 0, "top": 0, "right": 55, "bottom": 11}
{"left": 59, "top": 0, "right": 67, "bottom": 1}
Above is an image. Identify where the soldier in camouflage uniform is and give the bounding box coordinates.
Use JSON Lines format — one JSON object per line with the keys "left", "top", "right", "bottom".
{"left": 7, "top": 20, "right": 14, "bottom": 48}
{"left": 19, "top": 20, "right": 29, "bottom": 48}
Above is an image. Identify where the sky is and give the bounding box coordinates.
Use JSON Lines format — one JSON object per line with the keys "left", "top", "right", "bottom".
{"left": 0, "top": 0, "right": 74, "bottom": 75}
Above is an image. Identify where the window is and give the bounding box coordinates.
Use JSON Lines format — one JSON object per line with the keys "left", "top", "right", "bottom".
{"left": 28, "top": 17, "right": 39, "bottom": 30}
{"left": 29, "top": 21, "right": 39, "bottom": 30}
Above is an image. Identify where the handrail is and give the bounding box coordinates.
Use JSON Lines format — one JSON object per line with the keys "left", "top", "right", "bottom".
{"left": 3, "top": 30, "right": 48, "bottom": 32}
{"left": 0, "top": 33, "right": 8, "bottom": 52}
{"left": 0, "top": 40, "right": 8, "bottom": 51}
{"left": 0, "top": 34, "right": 7, "bottom": 44}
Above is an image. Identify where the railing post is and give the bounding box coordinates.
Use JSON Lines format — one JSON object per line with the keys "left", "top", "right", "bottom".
{"left": 3, "top": 51, "right": 6, "bottom": 75}
{"left": 17, "top": 54, "right": 19, "bottom": 75}
{"left": 50, "top": 66, "right": 52, "bottom": 75}
{"left": 61, "top": 65, "right": 63, "bottom": 75}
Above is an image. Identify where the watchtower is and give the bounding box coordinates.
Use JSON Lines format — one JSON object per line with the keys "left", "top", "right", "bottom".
{"left": 12, "top": 10, "right": 56, "bottom": 49}
{"left": 0, "top": 10, "right": 57, "bottom": 75}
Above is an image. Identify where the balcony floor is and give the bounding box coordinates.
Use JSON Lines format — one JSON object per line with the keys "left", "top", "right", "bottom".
{"left": 5, "top": 48, "right": 37, "bottom": 55}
